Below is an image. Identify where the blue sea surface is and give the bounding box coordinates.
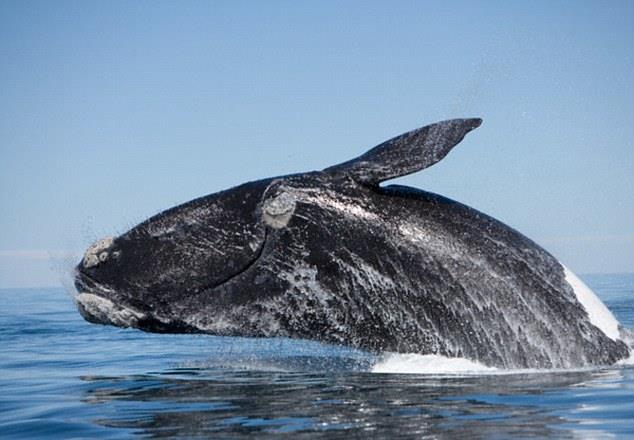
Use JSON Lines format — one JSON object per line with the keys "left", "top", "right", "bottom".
{"left": 1, "top": 274, "right": 634, "bottom": 438}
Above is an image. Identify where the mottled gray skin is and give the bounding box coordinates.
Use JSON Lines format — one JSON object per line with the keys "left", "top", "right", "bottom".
{"left": 75, "top": 118, "right": 630, "bottom": 369}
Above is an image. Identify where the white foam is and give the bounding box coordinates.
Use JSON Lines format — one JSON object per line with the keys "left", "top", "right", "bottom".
{"left": 563, "top": 267, "right": 621, "bottom": 341}
{"left": 369, "top": 352, "right": 631, "bottom": 376}
{"left": 371, "top": 353, "right": 497, "bottom": 375}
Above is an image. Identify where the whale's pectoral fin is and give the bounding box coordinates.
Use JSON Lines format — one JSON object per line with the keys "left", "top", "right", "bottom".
{"left": 325, "top": 118, "right": 482, "bottom": 185}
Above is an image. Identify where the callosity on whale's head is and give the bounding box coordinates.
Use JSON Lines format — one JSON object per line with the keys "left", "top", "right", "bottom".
{"left": 75, "top": 118, "right": 631, "bottom": 368}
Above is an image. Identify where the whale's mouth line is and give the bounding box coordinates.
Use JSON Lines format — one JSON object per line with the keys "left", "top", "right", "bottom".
{"left": 74, "top": 269, "right": 115, "bottom": 298}
{"left": 75, "top": 290, "right": 199, "bottom": 333}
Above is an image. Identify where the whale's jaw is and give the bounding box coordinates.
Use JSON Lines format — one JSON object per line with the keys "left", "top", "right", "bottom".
{"left": 73, "top": 268, "right": 196, "bottom": 333}
{"left": 75, "top": 292, "right": 146, "bottom": 328}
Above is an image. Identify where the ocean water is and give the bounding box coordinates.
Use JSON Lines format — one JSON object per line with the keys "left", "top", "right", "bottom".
{"left": 1, "top": 274, "right": 634, "bottom": 439}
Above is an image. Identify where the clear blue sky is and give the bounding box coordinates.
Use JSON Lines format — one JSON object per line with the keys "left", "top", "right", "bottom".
{"left": 1, "top": 0, "right": 633, "bottom": 288}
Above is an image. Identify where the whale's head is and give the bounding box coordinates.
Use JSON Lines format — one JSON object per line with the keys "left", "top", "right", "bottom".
{"left": 74, "top": 168, "right": 351, "bottom": 333}
{"left": 74, "top": 178, "right": 277, "bottom": 332}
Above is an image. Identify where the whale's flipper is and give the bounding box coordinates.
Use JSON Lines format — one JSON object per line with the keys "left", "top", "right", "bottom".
{"left": 325, "top": 118, "right": 482, "bottom": 185}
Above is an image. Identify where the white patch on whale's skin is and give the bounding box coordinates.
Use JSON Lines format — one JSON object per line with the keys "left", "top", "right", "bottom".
{"left": 310, "top": 195, "right": 378, "bottom": 221}
{"left": 75, "top": 293, "right": 146, "bottom": 327}
{"left": 563, "top": 266, "right": 621, "bottom": 341}
{"left": 272, "top": 186, "right": 379, "bottom": 222}
{"left": 262, "top": 192, "right": 296, "bottom": 229}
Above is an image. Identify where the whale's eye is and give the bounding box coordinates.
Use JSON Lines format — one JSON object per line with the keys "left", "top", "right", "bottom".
{"left": 262, "top": 191, "right": 296, "bottom": 229}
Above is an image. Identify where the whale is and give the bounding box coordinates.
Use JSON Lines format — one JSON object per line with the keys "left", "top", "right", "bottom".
{"left": 74, "top": 118, "right": 631, "bottom": 369}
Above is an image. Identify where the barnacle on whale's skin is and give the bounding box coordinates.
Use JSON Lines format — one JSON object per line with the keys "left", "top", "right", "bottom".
{"left": 74, "top": 118, "right": 631, "bottom": 369}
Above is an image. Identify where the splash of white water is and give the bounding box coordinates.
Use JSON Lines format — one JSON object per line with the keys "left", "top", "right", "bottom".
{"left": 371, "top": 353, "right": 497, "bottom": 375}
